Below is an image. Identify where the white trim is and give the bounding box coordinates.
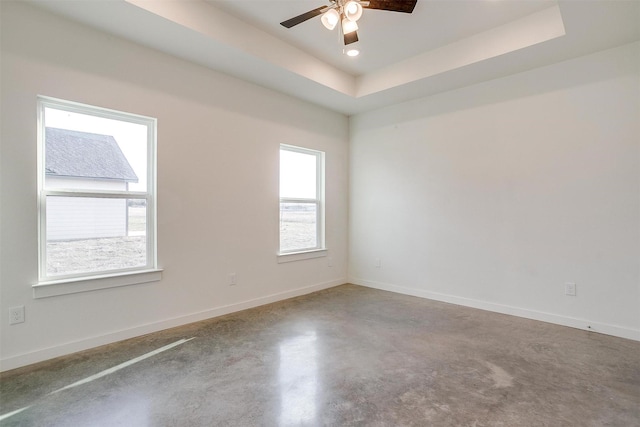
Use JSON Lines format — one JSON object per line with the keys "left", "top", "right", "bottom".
{"left": 36, "top": 96, "right": 158, "bottom": 284}
{"left": 277, "top": 249, "right": 328, "bottom": 263}
{"left": 33, "top": 269, "right": 163, "bottom": 299}
{"left": 351, "top": 277, "right": 640, "bottom": 342}
{"left": 279, "top": 144, "right": 325, "bottom": 253}
{"left": 43, "top": 190, "right": 149, "bottom": 198}
{"left": 2, "top": 279, "right": 345, "bottom": 372}
{"left": 37, "top": 101, "right": 46, "bottom": 278}
{"left": 38, "top": 95, "right": 156, "bottom": 125}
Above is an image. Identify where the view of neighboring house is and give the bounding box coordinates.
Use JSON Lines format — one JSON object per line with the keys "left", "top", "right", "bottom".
{"left": 45, "top": 127, "right": 138, "bottom": 241}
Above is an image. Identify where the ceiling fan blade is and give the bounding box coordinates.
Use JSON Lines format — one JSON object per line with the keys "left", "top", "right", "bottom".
{"left": 280, "top": 6, "right": 328, "bottom": 28}
{"left": 364, "top": 0, "right": 417, "bottom": 13}
{"left": 344, "top": 30, "right": 359, "bottom": 45}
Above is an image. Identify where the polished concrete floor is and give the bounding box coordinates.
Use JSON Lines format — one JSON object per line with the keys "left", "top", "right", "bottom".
{"left": 1, "top": 284, "right": 639, "bottom": 426}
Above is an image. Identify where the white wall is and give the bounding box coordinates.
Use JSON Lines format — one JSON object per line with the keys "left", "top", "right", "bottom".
{"left": 349, "top": 42, "right": 640, "bottom": 340}
{"left": 0, "top": 2, "right": 349, "bottom": 370}
{"left": 1, "top": 2, "right": 638, "bottom": 372}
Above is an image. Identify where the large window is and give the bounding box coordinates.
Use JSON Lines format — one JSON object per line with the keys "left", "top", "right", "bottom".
{"left": 279, "top": 145, "right": 324, "bottom": 254}
{"left": 37, "top": 97, "right": 157, "bottom": 286}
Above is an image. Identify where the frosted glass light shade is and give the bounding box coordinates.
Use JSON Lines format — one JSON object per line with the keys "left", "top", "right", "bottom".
{"left": 342, "top": 18, "right": 358, "bottom": 34}
{"left": 344, "top": 1, "right": 363, "bottom": 22}
{"left": 321, "top": 9, "right": 340, "bottom": 30}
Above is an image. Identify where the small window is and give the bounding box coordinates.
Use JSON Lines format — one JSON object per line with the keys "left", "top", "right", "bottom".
{"left": 37, "top": 97, "right": 157, "bottom": 283}
{"left": 279, "top": 145, "right": 325, "bottom": 254}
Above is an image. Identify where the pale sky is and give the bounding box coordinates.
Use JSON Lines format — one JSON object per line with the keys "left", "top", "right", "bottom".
{"left": 280, "top": 149, "right": 316, "bottom": 199}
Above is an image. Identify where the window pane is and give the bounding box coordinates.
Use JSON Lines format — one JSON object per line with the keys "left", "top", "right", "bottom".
{"left": 46, "top": 197, "right": 147, "bottom": 277}
{"left": 280, "top": 150, "right": 316, "bottom": 199}
{"left": 44, "top": 108, "right": 147, "bottom": 192}
{"left": 280, "top": 202, "right": 317, "bottom": 252}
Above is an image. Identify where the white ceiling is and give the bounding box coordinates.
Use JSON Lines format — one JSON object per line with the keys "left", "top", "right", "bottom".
{"left": 210, "top": 0, "right": 557, "bottom": 75}
{"left": 28, "top": 0, "right": 640, "bottom": 115}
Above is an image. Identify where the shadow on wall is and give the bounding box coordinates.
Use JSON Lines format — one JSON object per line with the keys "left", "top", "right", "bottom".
{"left": 352, "top": 42, "right": 639, "bottom": 130}
{"left": 2, "top": 1, "right": 347, "bottom": 138}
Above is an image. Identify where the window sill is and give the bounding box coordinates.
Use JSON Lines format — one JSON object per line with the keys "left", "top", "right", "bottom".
{"left": 277, "top": 249, "right": 327, "bottom": 264}
{"left": 33, "top": 269, "right": 163, "bottom": 299}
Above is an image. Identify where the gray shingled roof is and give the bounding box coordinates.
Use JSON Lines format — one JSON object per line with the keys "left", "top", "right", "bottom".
{"left": 45, "top": 127, "right": 139, "bottom": 182}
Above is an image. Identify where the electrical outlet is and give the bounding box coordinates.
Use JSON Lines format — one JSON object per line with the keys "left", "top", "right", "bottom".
{"left": 229, "top": 273, "right": 237, "bottom": 286}
{"left": 9, "top": 306, "right": 25, "bottom": 325}
{"left": 328, "top": 257, "right": 333, "bottom": 267}
{"left": 375, "top": 258, "right": 382, "bottom": 268}
{"left": 565, "top": 282, "right": 576, "bottom": 296}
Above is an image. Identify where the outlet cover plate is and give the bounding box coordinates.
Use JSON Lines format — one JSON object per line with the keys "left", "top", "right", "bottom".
{"left": 9, "top": 306, "right": 25, "bottom": 325}
{"left": 565, "top": 282, "right": 576, "bottom": 296}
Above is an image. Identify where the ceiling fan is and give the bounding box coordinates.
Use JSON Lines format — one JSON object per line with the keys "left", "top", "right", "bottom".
{"left": 280, "top": 0, "right": 417, "bottom": 52}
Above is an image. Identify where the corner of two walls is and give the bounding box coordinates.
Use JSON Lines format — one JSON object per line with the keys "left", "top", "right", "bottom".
{"left": 1, "top": 2, "right": 638, "bottom": 372}
{"left": 347, "top": 42, "right": 640, "bottom": 342}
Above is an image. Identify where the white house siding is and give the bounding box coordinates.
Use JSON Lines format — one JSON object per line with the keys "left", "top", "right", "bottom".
{"left": 46, "top": 177, "right": 129, "bottom": 241}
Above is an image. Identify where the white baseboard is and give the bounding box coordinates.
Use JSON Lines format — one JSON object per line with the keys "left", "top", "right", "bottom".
{"left": 0, "top": 279, "right": 344, "bottom": 372}
{"left": 351, "top": 277, "right": 640, "bottom": 342}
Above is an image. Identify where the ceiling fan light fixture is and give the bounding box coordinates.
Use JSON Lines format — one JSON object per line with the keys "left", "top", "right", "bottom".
{"left": 342, "top": 18, "right": 358, "bottom": 34}
{"left": 280, "top": 0, "right": 417, "bottom": 49}
{"left": 344, "top": 1, "right": 363, "bottom": 22}
{"left": 321, "top": 8, "right": 340, "bottom": 30}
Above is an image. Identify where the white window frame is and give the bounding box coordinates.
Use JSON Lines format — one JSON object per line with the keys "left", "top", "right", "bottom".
{"left": 34, "top": 96, "right": 161, "bottom": 298}
{"left": 278, "top": 144, "right": 326, "bottom": 261}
